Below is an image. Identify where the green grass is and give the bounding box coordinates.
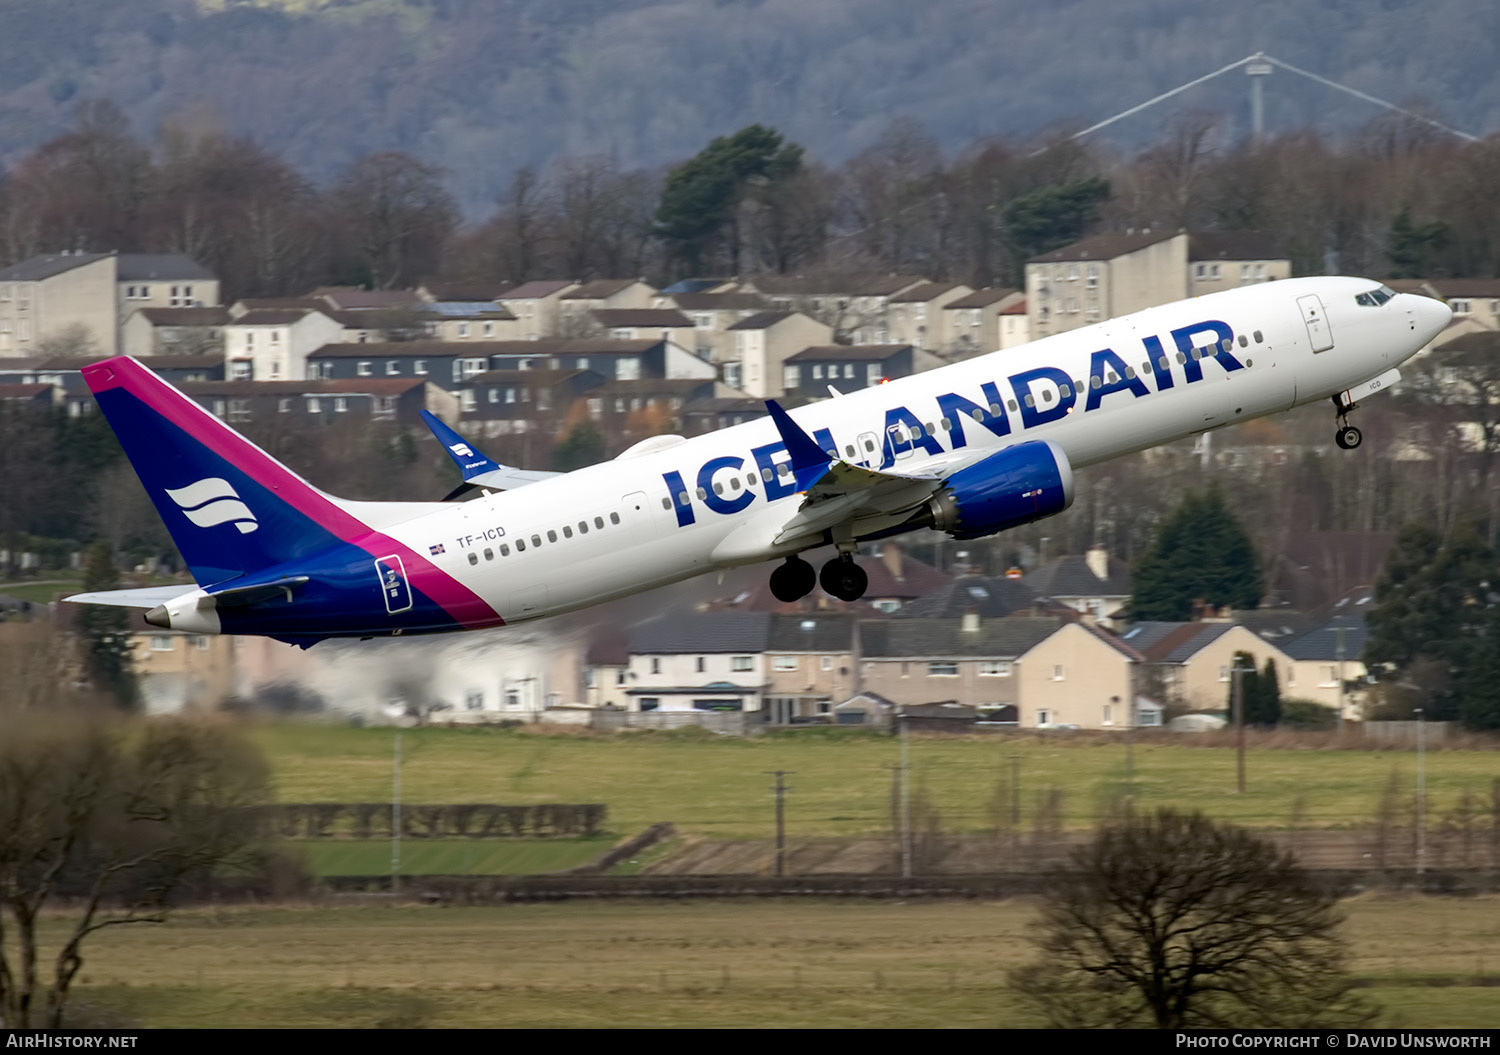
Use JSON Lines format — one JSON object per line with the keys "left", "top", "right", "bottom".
{"left": 50, "top": 896, "right": 1500, "bottom": 1028}
{"left": 296, "top": 837, "right": 615, "bottom": 876}
{"left": 0, "top": 579, "right": 81, "bottom": 603}
{"left": 252, "top": 722, "right": 1500, "bottom": 840}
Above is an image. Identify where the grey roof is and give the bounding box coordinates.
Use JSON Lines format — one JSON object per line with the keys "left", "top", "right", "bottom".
{"left": 860, "top": 616, "right": 1065, "bottom": 659}
{"left": 229, "top": 309, "right": 321, "bottom": 326}
{"left": 1119, "top": 621, "right": 1236, "bottom": 663}
{"left": 116, "top": 254, "right": 215, "bottom": 281}
{"left": 767, "top": 614, "right": 856, "bottom": 653}
{"left": 498, "top": 280, "right": 575, "bottom": 300}
{"left": 427, "top": 301, "right": 514, "bottom": 318}
{"left": 628, "top": 611, "right": 771, "bottom": 654}
{"left": 1187, "top": 231, "right": 1285, "bottom": 262}
{"left": 562, "top": 278, "right": 643, "bottom": 300}
{"left": 136, "top": 307, "right": 231, "bottom": 326}
{"left": 0, "top": 252, "right": 111, "bottom": 281}
{"left": 786, "top": 344, "right": 911, "bottom": 362}
{"left": 593, "top": 309, "right": 692, "bottom": 327}
{"left": 894, "top": 575, "right": 1039, "bottom": 620}
{"left": 669, "top": 292, "right": 768, "bottom": 311}
{"left": 312, "top": 287, "right": 424, "bottom": 311}
{"left": 1024, "top": 553, "right": 1131, "bottom": 598}
{"left": 727, "top": 311, "right": 795, "bottom": 331}
{"left": 945, "top": 288, "right": 1018, "bottom": 310}
{"left": 1029, "top": 230, "right": 1174, "bottom": 264}
{"left": 889, "top": 281, "right": 966, "bottom": 303}
{"left": 752, "top": 273, "right": 928, "bottom": 297}
{"left": 1280, "top": 619, "right": 1368, "bottom": 661}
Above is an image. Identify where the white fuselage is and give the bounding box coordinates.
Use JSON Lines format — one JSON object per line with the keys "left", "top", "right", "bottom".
{"left": 374, "top": 277, "right": 1448, "bottom": 624}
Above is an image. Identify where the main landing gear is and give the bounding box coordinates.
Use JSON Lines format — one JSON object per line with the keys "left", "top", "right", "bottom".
{"left": 767, "top": 553, "right": 869, "bottom": 603}
{"left": 1331, "top": 395, "right": 1363, "bottom": 450}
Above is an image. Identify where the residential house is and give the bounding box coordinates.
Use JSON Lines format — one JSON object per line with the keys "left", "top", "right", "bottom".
{"left": 939, "top": 288, "right": 1024, "bottom": 358}
{"left": 117, "top": 255, "right": 221, "bottom": 322}
{"left": 1274, "top": 587, "right": 1374, "bottom": 720}
{"left": 782, "top": 344, "right": 929, "bottom": 401}
{"left": 558, "top": 279, "right": 657, "bottom": 336}
{"left": 1024, "top": 544, "right": 1133, "bottom": 628}
{"left": 621, "top": 610, "right": 772, "bottom": 713}
{"left": 0, "top": 356, "right": 108, "bottom": 416}
{"left": 743, "top": 273, "right": 928, "bottom": 344}
{"left": 0, "top": 383, "right": 58, "bottom": 411}
{"left": 425, "top": 300, "right": 519, "bottom": 343}
{"left": 1015, "top": 620, "right": 1149, "bottom": 729}
{"left": 121, "top": 307, "right": 230, "bottom": 358}
{"left": 306, "top": 341, "right": 474, "bottom": 388}
{"left": 1120, "top": 620, "right": 1294, "bottom": 714}
{"left": 893, "top": 573, "right": 1040, "bottom": 620}
{"left": 886, "top": 282, "right": 974, "bottom": 351}
{"left": 653, "top": 291, "right": 769, "bottom": 363}
{"left": 724, "top": 311, "right": 833, "bottom": 396}
{"left": 178, "top": 377, "right": 454, "bottom": 429}
{"left": 128, "top": 612, "right": 237, "bottom": 716}
{"left": 763, "top": 613, "right": 859, "bottom": 724}
{"left": 1027, "top": 230, "right": 1289, "bottom": 338}
{"left": 310, "top": 287, "right": 426, "bottom": 313}
{"left": 591, "top": 308, "right": 696, "bottom": 346}
{"left": 0, "top": 252, "right": 118, "bottom": 357}
{"left": 583, "top": 378, "right": 716, "bottom": 439}
{"left": 497, "top": 280, "right": 578, "bottom": 340}
{"left": 681, "top": 395, "right": 769, "bottom": 436}
{"left": 224, "top": 307, "right": 344, "bottom": 381}
{"left": 458, "top": 368, "right": 602, "bottom": 436}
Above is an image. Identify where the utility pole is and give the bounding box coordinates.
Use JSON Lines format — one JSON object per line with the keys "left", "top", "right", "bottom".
{"left": 1010, "top": 755, "right": 1021, "bottom": 829}
{"left": 1232, "top": 661, "right": 1254, "bottom": 794}
{"left": 391, "top": 730, "right": 402, "bottom": 897}
{"left": 767, "top": 770, "right": 792, "bottom": 877}
{"left": 1415, "top": 708, "right": 1426, "bottom": 876}
{"left": 900, "top": 713, "right": 912, "bottom": 879}
{"left": 1335, "top": 625, "right": 1347, "bottom": 744}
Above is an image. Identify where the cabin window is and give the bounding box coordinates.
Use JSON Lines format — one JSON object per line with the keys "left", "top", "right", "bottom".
{"left": 987, "top": 403, "right": 1001, "bottom": 416}
{"left": 1090, "top": 376, "right": 1101, "bottom": 389}
{"left": 531, "top": 534, "right": 541, "bottom": 547}
{"left": 468, "top": 553, "right": 478, "bottom": 565}
{"left": 939, "top": 418, "right": 951, "bottom": 431}
{"left": 1007, "top": 400, "right": 1018, "bottom": 412}
{"left": 595, "top": 517, "right": 605, "bottom": 529}
{"left": 1124, "top": 367, "right": 1136, "bottom": 379}
{"left": 760, "top": 469, "right": 772, "bottom": 483}
{"left": 500, "top": 544, "right": 510, "bottom": 555}
{"left": 696, "top": 487, "right": 708, "bottom": 499}
{"left": 1238, "top": 335, "right": 1248, "bottom": 347}
{"left": 714, "top": 482, "right": 724, "bottom": 495}
{"left": 547, "top": 530, "right": 557, "bottom": 543}
{"left": 483, "top": 548, "right": 493, "bottom": 560}
{"left": 1159, "top": 356, "right": 1170, "bottom": 369}
{"left": 746, "top": 474, "right": 757, "bottom": 488}
{"left": 562, "top": 526, "right": 573, "bottom": 539}
{"left": 516, "top": 539, "right": 526, "bottom": 552}
{"left": 1176, "top": 351, "right": 1187, "bottom": 364}
{"left": 1042, "top": 390, "right": 1053, "bottom": 402}
{"left": 661, "top": 497, "right": 671, "bottom": 510}
{"left": 924, "top": 422, "right": 935, "bottom": 435}
{"left": 1059, "top": 385, "right": 1071, "bottom": 398}
{"left": 1253, "top": 330, "right": 1264, "bottom": 343}
{"left": 845, "top": 444, "right": 856, "bottom": 458}
{"left": 730, "top": 477, "right": 741, "bottom": 492}
{"left": 610, "top": 512, "right": 620, "bottom": 525}
{"left": 579, "top": 521, "right": 589, "bottom": 534}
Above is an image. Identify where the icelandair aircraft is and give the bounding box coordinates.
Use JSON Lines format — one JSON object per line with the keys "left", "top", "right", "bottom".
{"left": 69, "top": 277, "right": 1450, "bottom": 647}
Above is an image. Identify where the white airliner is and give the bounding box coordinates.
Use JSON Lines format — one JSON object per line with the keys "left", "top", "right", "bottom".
{"left": 69, "top": 277, "right": 1450, "bottom": 647}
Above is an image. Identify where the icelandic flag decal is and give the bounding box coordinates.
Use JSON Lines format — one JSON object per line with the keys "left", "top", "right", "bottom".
{"left": 429, "top": 543, "right": 446, "bottom": 555}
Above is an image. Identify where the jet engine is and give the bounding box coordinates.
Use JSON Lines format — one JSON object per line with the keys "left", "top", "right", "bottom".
{"left": 923, "top": 440, "right": 1074, "bottom": 539}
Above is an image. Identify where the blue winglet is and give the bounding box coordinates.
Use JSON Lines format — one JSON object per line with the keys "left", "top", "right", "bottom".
{"left": 765, "top": 400, "right": 832, "bottom": 491}
{"left": 420, "top": 410, "right": 500, "bottom": 481}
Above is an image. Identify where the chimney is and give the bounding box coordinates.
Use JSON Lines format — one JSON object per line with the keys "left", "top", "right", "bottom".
{"left": 1086, "top": 543, "right": 1108, "bottom": 582}
{"left": 881, "top": 543, "right": 904, "bottom": 581}
{"left": 961, "top": 607, "right": 980, "bottom": 633}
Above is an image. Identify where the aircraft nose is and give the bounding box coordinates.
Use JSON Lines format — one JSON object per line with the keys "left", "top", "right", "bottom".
{"left": 1407, "top": 293, "right": 1453, "bottom": 344}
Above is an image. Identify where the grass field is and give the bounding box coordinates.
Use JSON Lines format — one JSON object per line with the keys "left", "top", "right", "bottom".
{"left": 298, "top": 838, "right": 615, "bottom": 876}
{"left": 0, "top": 579, "right": 81, "bottom": 603}
{"left": 252, "top": 722, "right": 1500, "bottom": 840}
{"left": 58, "top": 896, "right": 1500, "bottom": 1028}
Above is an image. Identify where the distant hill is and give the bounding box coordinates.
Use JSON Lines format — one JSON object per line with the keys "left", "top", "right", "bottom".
{"left": 2, "top": 0, "right": 1497, "bottom": 214}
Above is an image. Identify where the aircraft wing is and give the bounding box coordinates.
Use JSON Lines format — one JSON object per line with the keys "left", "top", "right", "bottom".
{"left": 711, "top": 401, "right": 947, "bottom": 562}
{"left": 419, "top": 410, "right": 562, "bottom": 498}
{"left": 65, "top": 585, "right": 199, "bottom": 608}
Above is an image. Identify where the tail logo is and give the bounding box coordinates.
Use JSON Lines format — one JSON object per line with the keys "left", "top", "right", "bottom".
{"left": 164, "top": 478, "right": 259, "bottom": 535}
{"left": 449, "top": 442, "right": 475, "bottom": 458}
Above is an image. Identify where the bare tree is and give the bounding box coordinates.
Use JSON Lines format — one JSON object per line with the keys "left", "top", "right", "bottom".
{"left": 0, "top": 700, "right": 270, "bottom": 1028}
{"left": 330, "top": 151, "right": 458, "bottom": 289}
{"left": 1009, "top": 809, "right": 1376, "bottom": 1029}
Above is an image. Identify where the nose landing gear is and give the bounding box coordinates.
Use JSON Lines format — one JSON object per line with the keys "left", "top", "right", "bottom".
{"left": 1331, "top": 395, "right": 1363, "bottom": 450}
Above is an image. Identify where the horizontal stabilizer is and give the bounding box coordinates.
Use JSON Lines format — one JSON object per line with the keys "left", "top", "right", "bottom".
{"left": 65, "top": 585, "right": 198, "bottom": 609}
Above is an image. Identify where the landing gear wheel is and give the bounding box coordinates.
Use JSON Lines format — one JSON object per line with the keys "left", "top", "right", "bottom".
{"left": 1335, "top": 425, "right": 1362, "bottom": 450}
{"left": 819, "top": 556, "right": 868, "bottom": 602}
{"left": 769, "top": 555, "right": 817, "bottom": 602}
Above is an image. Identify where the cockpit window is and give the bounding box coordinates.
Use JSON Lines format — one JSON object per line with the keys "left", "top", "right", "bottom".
{"left": 1355, "top": 285, "right": 1396, "bottom": 307}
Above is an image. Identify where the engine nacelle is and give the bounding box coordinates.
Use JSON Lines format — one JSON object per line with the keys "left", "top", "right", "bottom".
{"left": 925, "top": 440, "right": 1074, "bottom": 539}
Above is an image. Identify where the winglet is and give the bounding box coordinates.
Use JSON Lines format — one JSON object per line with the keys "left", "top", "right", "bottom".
{"left": 420, "top": 410, "right": 501, "bottom": 481}
{"left": 765, "top": 400, "right": 832, "bottom": 491}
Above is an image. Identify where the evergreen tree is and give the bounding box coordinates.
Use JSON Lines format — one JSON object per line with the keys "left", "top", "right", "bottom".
{"left": 1130, "top": 487, "right": 1262, "bottom": 621}
{"left": 1459, "top": 604, "right": 1500, "bottom": 731}
{"left": 75, "top": 542, "right": 136, "bottom": 709}
{"left": 550, "top": 421, "right": 605, "bottom": 472}
{"left": 1252, "top": 656, "right": 1281, "bottom": 727}
{"left": 1001, "top": 175, "right": 1110, "bottom": 275}
{"left": 1365, "top": 522, "right": 1499, "bottom": 723}
{"left": 655, "top": 124, "right": 804, "bottom": 275}
{"left": 1386, "top": 207, "right": 1449, "bottom": 279}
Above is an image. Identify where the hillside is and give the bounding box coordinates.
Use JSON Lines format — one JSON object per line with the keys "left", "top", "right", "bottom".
{"left": 1, "top": 0, "right": 1497, "bottom": 214}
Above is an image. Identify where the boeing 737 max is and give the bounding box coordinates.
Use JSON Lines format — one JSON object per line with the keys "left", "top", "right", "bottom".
{"left": 68, "top": 277, "right": 1451, "bottom": 647}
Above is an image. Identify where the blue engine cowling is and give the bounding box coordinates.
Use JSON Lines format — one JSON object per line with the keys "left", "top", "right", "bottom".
{"left": 924, "top": 440, "right": 1074, "bottom": 540}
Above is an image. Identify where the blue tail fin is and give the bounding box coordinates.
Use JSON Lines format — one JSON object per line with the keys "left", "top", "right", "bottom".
{"left": 83, "top": 357, "right": 367, "bottom": 585}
